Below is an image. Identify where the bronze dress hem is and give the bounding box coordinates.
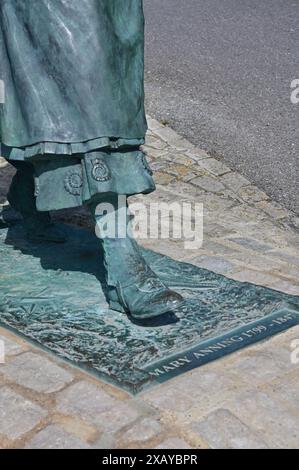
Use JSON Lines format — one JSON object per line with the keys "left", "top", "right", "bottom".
{"left": 0, "top": 1, "right": 154, "bottom": 210}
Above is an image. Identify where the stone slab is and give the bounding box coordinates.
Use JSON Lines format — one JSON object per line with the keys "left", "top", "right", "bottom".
{"left": 191, "top": 409, "right": 268, "bottom": 449}
{"left": 0, "top": 387, "right": 46, "bottom": 439}
{"left": 1, "top": 352, "right": 73, "bottom": 393}
{"left": 25, "top": 424, "right": 91, "bottom": 449}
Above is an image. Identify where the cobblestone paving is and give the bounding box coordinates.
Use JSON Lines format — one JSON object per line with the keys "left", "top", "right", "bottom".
{"left": 0, "top": 117, "right": 298, "bottom": 449}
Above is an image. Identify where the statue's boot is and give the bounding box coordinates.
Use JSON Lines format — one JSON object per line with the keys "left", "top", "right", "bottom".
{"left": 89, "top": 194, "right": 183, "bottom": 320}
{"left": 0, "top": 200, "right": 22, "bottom": 227}
{"left": 7, "top": 161, "right": 66, "bottom": 243}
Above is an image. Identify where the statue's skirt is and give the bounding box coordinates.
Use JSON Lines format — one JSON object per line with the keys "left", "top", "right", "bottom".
{"left": 0, "top": 1, "right": 153, "bottom": 209}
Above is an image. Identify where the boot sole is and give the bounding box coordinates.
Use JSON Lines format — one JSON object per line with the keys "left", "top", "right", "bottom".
{"left": 109, "top": 297, "right": 183, "bottom": 320}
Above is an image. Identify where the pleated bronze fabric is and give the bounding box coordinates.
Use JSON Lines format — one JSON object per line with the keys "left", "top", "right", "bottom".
{"left": 0, "top": 0, "right": 147, "bottom": 156}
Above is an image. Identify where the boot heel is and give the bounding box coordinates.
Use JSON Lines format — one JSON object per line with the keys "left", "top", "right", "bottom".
{"left": 107, "top": 286, "right": 127, "bottom": 313}
{"left": 108, "top": 299, "right": 126, "bottom": 313}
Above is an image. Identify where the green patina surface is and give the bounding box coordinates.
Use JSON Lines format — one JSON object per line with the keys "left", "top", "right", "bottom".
{"left": 0, "top": 223, "right": 298, "bottom": 393}
{"left": 0, "top": 0, "right": 147, "bottom": 154}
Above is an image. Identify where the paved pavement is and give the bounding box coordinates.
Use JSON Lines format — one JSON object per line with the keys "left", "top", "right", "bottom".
{"left": 143, "top": 0, "right": 299, "bottom": 213}
{"left": 0, "top": 119, "right": 298, "bottom": 448}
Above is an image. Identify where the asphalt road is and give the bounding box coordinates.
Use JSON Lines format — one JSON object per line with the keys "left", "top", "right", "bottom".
{"left": 144, "top": 0, "right": 299, "bottom": 213}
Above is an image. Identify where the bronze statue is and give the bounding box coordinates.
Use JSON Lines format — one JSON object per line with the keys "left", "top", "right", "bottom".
{"left": 0, "top": 0, "right": 183, "bottom": 320}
